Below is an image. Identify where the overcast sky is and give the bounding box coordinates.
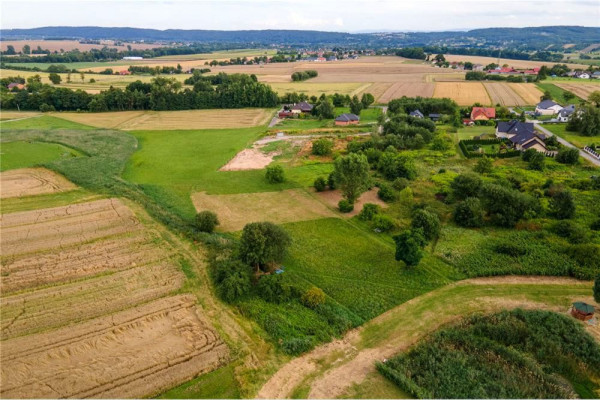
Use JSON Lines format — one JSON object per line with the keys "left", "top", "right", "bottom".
{"left": 1, "top": 0, "right": 598, "bottom": 32}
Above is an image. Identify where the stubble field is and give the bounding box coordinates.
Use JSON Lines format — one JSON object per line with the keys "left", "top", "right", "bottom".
{"left": 433, "top": 82, "right": 491, "bottom": 105}
{"left": 0, "top": 168, "right": 77, "bottom": 198}
{"left": 554, "top": 82, "right": 600, "bottom": 99}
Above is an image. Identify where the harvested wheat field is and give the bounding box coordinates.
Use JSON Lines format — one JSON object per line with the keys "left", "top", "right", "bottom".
{"left": 378, "top": 82, "right": 435, "bottom": 103}
{"left": 191, "top": 189, "right": 337, "bottom": 231}
{"left": 0, "top": 168, "right": 76, "bottom": 199}
{"left": 0, "top": 111, "right": 40, "bottom": 121}
{"left": 55, "top": 108, "right": 274, "bottom": 130}
{"left": 509, "top": 83, "right": 544, "bottom": 105}
{"left": 443, "top": 54, "right": 583, "bottom": 70}
{"left": 555, "top": 83, "right": 600, "bottom": 99}
{"left": 0, "top": 295, "right": 228, "bottom": 399}
{"left": 0, "top": 39, "right": 158, "bottom": 52}
{"left": 315, "top": 189, "right": 387, "bottom": 218}
{"left": 483, "top": 82, "right": 527, "bottom": 106}
{"left": 433, "top": 82, "right": 491, "bottom": 106}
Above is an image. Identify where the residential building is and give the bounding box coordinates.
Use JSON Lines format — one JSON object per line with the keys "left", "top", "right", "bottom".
{"left": 535, "top": 100, "right": 563, "bottom": 115}
{"left": 429, "top": 113, "right": 441, "bottom": 121}
{"left": 470, "top": 107, "right": 496, "bottom": 121}
{"left": 291, "top": 101, "right": 313, "bottom": 113}
{"left": 335, "top": 113, "right": 360, "bottom": 126}
{"left": 557, "top": 105, "right": 576, "bottom": 122}
{"left": 496, "top": 120, "right": 547, "bottom": 152}
{"left": 409, "top": 109, "right": 424, "bottom": 118}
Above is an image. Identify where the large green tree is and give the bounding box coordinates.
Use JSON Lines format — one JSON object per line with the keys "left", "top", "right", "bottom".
{"left": 394, "top": 229, "right": 426, "bottom": 267}
{"left": 239, "top": 222, "right": 291, "bottom": 272}
{"left": 333, "top": 153, "right": 371, "bottom": 203}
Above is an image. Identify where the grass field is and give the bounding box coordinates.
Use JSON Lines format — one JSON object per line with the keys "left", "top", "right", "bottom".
{"left": 536, "top": 82, "right": 584, "bottom": 104}
{"left": 455, "top": 125, "right": 496, "bottom": 140}
{"left": 0, "top": 115, "right": 93, "bottom": 130}
{"left": 0, "top": 141, "right": 84, "bottom": 171}
{"left": 542, "top": 124, "right": 599, "bottom": 148}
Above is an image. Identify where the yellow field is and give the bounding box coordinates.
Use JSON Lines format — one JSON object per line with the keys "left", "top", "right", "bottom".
{"left": 433, "top": 82, "right": 491, "bottom": 105}
{"left": 1, "top": 39, "right": 158, "bottom": 52}
{"left": 53, "top": 108, "right": 275, "bottom": 130}
{"left": 443, "top": 54, "right": 583, "bottom": 70}
{"left": 0, "top": 110, "right": 40, "bottom": 120}
{"left": 509, "top": 83, "right": 544, "bottom": 105}
{"left": 555, "top": 82, "right": 600, "bottom": 100}
{"left": 269, "top": 82, "right": 367, "bottom": 97}
{"left": 483, "top": 82, "right": 527, "bottom": 106}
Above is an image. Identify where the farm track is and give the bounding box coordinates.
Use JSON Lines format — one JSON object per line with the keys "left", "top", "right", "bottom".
{"left": 0, "top": 168, "right": 76, "bottom": 199}
{"left": 257, "top": 276, "right": 594, "bottom": 399}
{"left": 0, "top": 295, "right": 228, "bottom": 399}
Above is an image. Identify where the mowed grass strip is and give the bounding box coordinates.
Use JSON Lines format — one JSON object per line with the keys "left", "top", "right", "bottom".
{"left": 0, "top": 115, "right": 93, "bottom": 130}
{"left": 433, "top": 82, "right": 491, "bottom": 106}
{"left": 282, "top": 218, "right": 458, "bottom": 320}
{"left": 0, "top": 142, "right": 84, "bottom": 172}
{"left": 191, "top": 189, "right": 336, "bottom": 232}
{"left": 269, "top": 82, "right": 365, "bottom": 97}
{"left": 54, "top": 108, "right": 275, "bottom": 130}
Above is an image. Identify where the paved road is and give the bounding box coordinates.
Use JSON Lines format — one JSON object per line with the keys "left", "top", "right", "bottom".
{"left": 535, "top": 123, "right": 600, "bottom": 167}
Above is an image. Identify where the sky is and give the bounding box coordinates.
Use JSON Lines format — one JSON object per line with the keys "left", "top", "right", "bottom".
{"left": 1, "top": 0, "right": 598, "bottom": 32}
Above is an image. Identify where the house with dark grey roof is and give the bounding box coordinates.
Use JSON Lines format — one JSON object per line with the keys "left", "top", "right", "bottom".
{"left": 428, "top": 113, "right": 441, "bottom": 121}
{"left": 335, "top": 113, "right": 360, "bottom": 126}
{"left": 291, "top": 101, "right": 314, "bottom": 113}
{"left": 535, "top": 100, "right": 563, "bottom": 116}
{"left": 409, "top": 110, "right": 424, "bottom": 119}
{"left": 496, "top": 120, "right": 547, "bottom": 152}
{"left": 558, "top": 105, "right": 576, "bottom": 122}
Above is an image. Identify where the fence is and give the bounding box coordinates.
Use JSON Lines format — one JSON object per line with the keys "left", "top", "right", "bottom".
{"left": 584, "top": 146, "right": 600, "bottom": 160}
{"left": 458, "top": 138, "right": 520, "bottom": 159}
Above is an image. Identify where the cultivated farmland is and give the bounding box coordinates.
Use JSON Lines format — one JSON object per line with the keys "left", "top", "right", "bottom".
{"left": 433, "top": 82, "right": 491, "bottom": 105}
{"left": 483, "top": 82, "right": 527, "bottom": 106}
{"left": 555, "top": 82, "right": 600, "bottom": 99}
{"left": 1, "top": 39, "right": 160, "bottom": 52}
{"left": 509, "top": 83, "right": 545, "bottom": 105}
{"left": 0, "top": 168, "right": 76, "bottom": 198}
{"left": 377, "top": 82, "right": 435, "bottom": 103}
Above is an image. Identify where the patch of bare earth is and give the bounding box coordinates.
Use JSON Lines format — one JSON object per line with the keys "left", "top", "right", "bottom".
{"left": 220, "top": 148, "right": 278, "bottom": 171}
{"left": 0, "top": 295, "right": 228, "bottom": 399}
{"left": 314, "top": 189, "right": 388, "bottom": 217}
{"left": 0, "top": 168, "right": 76, "bottom": 199}
{"left": 191, "top": 189, "right": 337, "bottom": 232}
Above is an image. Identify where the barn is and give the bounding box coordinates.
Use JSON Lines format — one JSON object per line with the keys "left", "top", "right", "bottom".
{"left": 571, "top": 302, "right": 595, "bottom": 321}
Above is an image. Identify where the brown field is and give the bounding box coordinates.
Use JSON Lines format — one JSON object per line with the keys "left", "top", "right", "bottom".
{"left": 0, "top": 168, "right": 76, "bottom": 199}
{"left": 1, "top": 39, "right": 159, "bottom": 52}
{"left": 433, "top": 82, "right": 491, "bottom": 105}
{"left": 509, "top": 83, "right": 544, "bottom": 105}
{"left": 0, "top": 111, "right": 40, "bottom": 121}
{"left": 443, "top": 54, "right": 583, "bottom": 70}
{"left": 555, "top": 83, "right": 600, "bottom": 99}
{"left": 0, "top": 294, "right": 227, "bottom": 398}
{"left": 191, "top": 189, "right": 337, "bottom": 231}
{"left": 53, "top": 108, "right": 274, "bottom": 130}
{"left": 483, "top": 82, "right": 527, "bottom": 106}
{"left": 378, "top": 82, "right": 435, "bottom": 103}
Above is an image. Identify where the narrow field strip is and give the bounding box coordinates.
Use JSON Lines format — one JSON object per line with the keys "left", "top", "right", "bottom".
{"left": 554, "top": 82, "right": 600, "bottom": 99}
{"left": 509, "top": 83, "right": 544, "bottom": 105}
{"left": 0, "top": 295, "right": 228, "bottom": 399}
{"left": 483, "top": 82, "right": 527, "bottom": 106}
{"left": 0, "top": 168, "right": 77, "bottom": 199}
{"left": 433, "top": 82, "right": 491, "bottom": 106}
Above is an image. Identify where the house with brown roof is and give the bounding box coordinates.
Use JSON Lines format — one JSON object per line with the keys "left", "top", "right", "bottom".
{"left": 470, "top": 107, "right": 496, "bottom": 121}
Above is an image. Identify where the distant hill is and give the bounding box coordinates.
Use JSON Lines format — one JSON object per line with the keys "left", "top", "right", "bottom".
{"left": 1, "top": 26, "right": 599, "bottom": 50}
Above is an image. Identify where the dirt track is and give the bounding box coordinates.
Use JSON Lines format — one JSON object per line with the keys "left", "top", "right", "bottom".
{"left": 0, "top": 168, "right": 76, "bottom": 199}
{"left": 0, "top": 295, "right": 228, "bottom": 398}
{"left": 257, "top": 276, "right": 594, "bottom": 399}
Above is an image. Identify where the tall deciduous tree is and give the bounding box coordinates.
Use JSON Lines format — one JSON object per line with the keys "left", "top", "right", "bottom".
{"left": 239, "top": 222, "right": 291, "bottom": 272}
{"left": 394, "top": 229, "right": 426, "bottom": 267}
{"left": 333, "top": 153, "right": 371, "bottom": 203}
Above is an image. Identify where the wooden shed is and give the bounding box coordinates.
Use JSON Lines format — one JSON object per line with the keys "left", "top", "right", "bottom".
{"left": 571, "top": 302, "right": 595, "bottom": 321}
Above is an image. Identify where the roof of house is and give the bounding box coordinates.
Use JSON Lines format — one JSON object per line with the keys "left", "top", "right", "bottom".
{"left": 497, "top": 120, "right": 535, "bottom": 136}
{"left": 471, "top": 107, "right": 496, "bottom": 119}
{"left": 291, "top": 101, "right": 313, "bottom": 111}
{"left": 409, "top": 109, "right": 424, "bottom": 118}
{"left": 559, "top": 104, "right": 576, "bottom": 117}
{"left": 521, "top": 137, "right": 546, "bottom": 150}
{"left": 573, "top": 302, "right": 595, "bottom": 314}
{"left": 537, "top": 99, "right": 561, "bottom": 109}
{"left": 7, "top": 83, "right": 23, "bottom": 89}
{"left": 335, "top": 113, "right": 360, "bottom": 122}
{"left": 429, "top": 113, "right": 441, "bottom": 118}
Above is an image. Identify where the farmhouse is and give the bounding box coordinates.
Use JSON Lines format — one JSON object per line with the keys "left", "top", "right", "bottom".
{"left": 428, "top": 113, "right": 441, "bottom": 122}
{"left": 335, "top": 113, "right": 360, "bottom": 126}
{"left": 291, "top": 101, "right": 313, "bottom": 113}
{"left": 557, "top": 105, "right": 576, "bottom": 122}
{"left": 7, "top": 83, "right": 25, "bottom": 90}
{"left": 571, "top": 302, "right": 595, "bottom": 321}
{"left": 470, "top": 107, "right": 496, "bottom": 121}
{"left": 574, "top": 72, "right": 590, "bottom": 79}
{"left": 592, "top": 71, "right": 600, "bottom": 79}
{"left": 535, "top": 100, "right": 563, "bottom": 115}
{"left": 409, "top": 109, "right": 424, "bottom": 118}
{"left": 496, "top": 120, "right": 548, "bottom": 152}
{"left": 472, "top": 64, "right": 484, "bottom": 71}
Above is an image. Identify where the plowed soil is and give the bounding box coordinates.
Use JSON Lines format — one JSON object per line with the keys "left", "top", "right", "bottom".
{"left": 0, "top": 295, "right": 228, "bottom": 399}
{"left": 0, "top": 168, "right": 76, "bottom": 199}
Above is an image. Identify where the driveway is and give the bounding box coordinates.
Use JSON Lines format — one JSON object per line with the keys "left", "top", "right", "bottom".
{"left": 535, "top": 123, "right": 600, "bottom": 167}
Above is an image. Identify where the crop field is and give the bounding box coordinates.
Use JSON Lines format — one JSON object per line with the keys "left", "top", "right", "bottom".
{"left": 433, "top": 82, "right": 491, "bottom": 105}
{"left": 555, "top": 82, "right": 600, "bottom": 99}
{"left": 443, "top": 54, "right": 583, "bottom": 70}
{"left": 54, "top": 108, "right": 275, "bottom": 130}
{"left": 483, "top": 82, "right": 528, "bottom": 106}
{"left": 377, "top": 82, "right": 435, "bottom": 103}
{"left": 508, "top": 83, "right": 544, "bottom": 105}
{"left": 0, "top": 111, "right": 40, "bottom": 120}
{"left": 191, "top": 189, "right": 337, "bottom": 231}
{"left": 0, "top": 168, "right": 77, "bottom": 198}
{"left": 1, "top": 294, "right": 227, "bottom": 398}
{"left": 269, "top": 82, "right": 366, "bottom": 97}
{"left": 1, "top": 39, "right": 160, "bottom": 52}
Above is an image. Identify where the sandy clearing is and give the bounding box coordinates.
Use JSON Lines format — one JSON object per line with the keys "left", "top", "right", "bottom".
{"left": 1, "top": 262, "right": 183, "bottom": 339}
{"left": 191, "top": 189, "right": 337, "bottom": 232}
{"left": 1, "top": 232, "right": 166, "bottom": 293}
{"left": 483, "top": 82, "right": 527, "bottom": 106}
{"left": 555, "top": 82, "right": 600, "bottom": 100}
{"left": 0, "top": 168, "right": 76, "bottom": 199}
{"left": 0, "top": 295, "right": 228, "bottom": 399}
{"left": 0, "top": 198, "right": 141, "bottom": 256}
{"left": 433, "top": 82, "right": 491, "bottom": 106}
{"left": 258, "top": 276, "right": 592, "bottom": 399}
{"left": 220, "top": 148, "right": 277, "bottom": 171}
{"left": 315, "top": 189, "right": 388, "bottom": 217}
{"left": 509, "top": 83, "right": 544, "bottom": 105}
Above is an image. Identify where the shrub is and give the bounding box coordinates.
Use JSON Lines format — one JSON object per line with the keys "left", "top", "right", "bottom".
{"left": 39, "top": 103, "right": 56, "bottom": 112}
{"left": 373, "top": 214, "right": 395, "bottom": 232}
{"left": 528, "top": 151, "right": 545, "bottom": 171}
{"left": 378, "top": 183, "right": 397, "bottom": 202}
{"left": 411, "top": 209, "right": 441, "bottom": 241}
{"left": 591, "top": 219, "right": 600, "bottom": 231}
{"left": 194, "top": 210, "right": 219, "bottom": 233}
{"left": 556, "top": 148, "right": 580, "bottom": 165}
{"left": 312, "top": 138, "right": 334, "bottom": 156}
{"left": 338, "top": 199, "right": 354, "bottom": 213}
{"left": 359, "top": 203, "right": 380, "bottom": 221}
{"left": 473, "top": 156, "right": 493, "bottom": 173}
{"left": 89, "top": 78, "right": 96, "bottom": 83}
{"left": 314, "top": 176, "right": 327, "bottom": 192}
{"left": 327, "top": 172, "right": 337, "bottom": 190}
{"left": 453, "top": 197, "right": 484, "bottom": 228}
{"left": 522, "top": 148, "right": 537, "bottom": 162}
{"left": 594, "top": 276, "right": 600, "bottom": 303}
{"left": 399, "top": 187, "right": 414, "bottom": 206}
{"left": 565, "top": 244, "right": 600, "bottom": 280}
{"left": 265, "top": 164, "right": 285, "bottom": 183}
{"left": 281, "top": 337, "right": 314, "bottom": 355}
{"left": 550, "top": 190, "right": 576, "bottom": 220}
{"left": 392, "top": 177, "right": 409, "bottom": 191}
{"left": 394, "top": 229, "right": 426, "bottom": 267}
{"left": 552, "top": 221, "right": 588, "bottom": 244}
{"left": 240, "top": 222, "right": 291, "bottom": 271}
{"left": 480, "top": 183, "right": 539, "bottom": 227}
{"left": 494, "top": 242, "right": 528, "bottom": 257}
{"left": 451, "top": 173, "right": 482, "bottom": 200}
{"left": 301, "top": 287, "right": 326, "bottom": 308}
{"left": 257, "top": 274, "right": 292, "bottom": 303}
{"left": 213, "top": 260, "right": 252, "bottom": 302}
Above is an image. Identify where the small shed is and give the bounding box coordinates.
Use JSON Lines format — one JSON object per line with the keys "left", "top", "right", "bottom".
{"left": 571, "top": 302, "right": 595, "bottom": 321}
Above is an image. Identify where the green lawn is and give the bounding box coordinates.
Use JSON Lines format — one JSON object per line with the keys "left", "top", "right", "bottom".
{"left": 536, "top": 83, "right": 583, "bottom": 104}
{"left": 542, "top": 124, "right": 599, "bottom": 148}
{"left": 455, "top": 125, "right": 496, "bottom": 140}
{"left": 0, "top": 115, "right": 93, "bottom": 130}
{"left": 0, "top": 140, "right": 84, "bottom": 171}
